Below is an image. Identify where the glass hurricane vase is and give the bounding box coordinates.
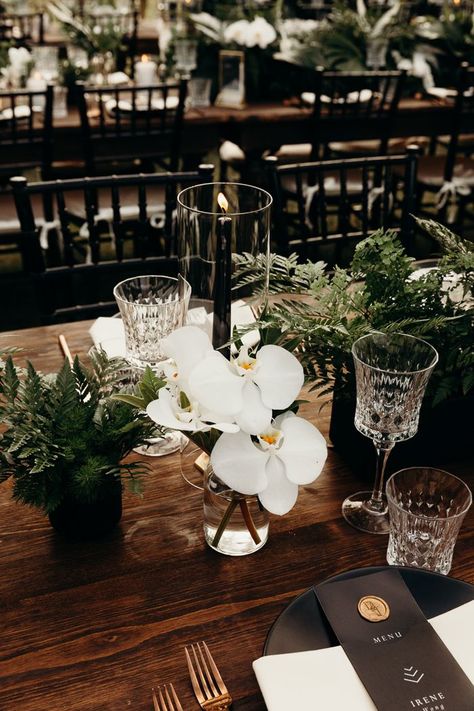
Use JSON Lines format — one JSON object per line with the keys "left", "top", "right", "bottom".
{"left": 203, "top": 467, "right": 269, "bottom": 556}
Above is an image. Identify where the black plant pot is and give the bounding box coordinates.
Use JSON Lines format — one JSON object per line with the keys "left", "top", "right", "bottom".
{"left": 48, "top": 481, "right": 122, "bottom": 541}
{"left": 329, "top": 393, "right": 474, "bottom": 482}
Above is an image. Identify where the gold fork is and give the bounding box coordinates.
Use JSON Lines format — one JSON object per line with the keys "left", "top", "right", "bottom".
{"left": 185, "top": 641, "right": 232, "bottom": 710}
{"left": 152, "top": 684, "right": 183, "bottom": 711}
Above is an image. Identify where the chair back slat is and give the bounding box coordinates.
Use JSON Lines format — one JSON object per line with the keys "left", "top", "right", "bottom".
{"left": 137, "top": 182, "right": 149, "bottom": 258}
{"left": 111, "top": 183, "right": 124, "bottom": 262}
{"left": 55, "top": 189, "right": 74, "bottom": 267}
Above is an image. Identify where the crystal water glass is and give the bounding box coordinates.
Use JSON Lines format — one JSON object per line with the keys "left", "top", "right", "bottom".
{"left": 342, "top": 332, "right": 439, "bottom": 534}
{"left": 386, "top": 467, "right": 472, "bottom": 574}
{"left": 114, "top": 274, "right": 190, "bottom": 370}
{"left": 113, "top": 275, "right": 191, "bottom": 455}
{"left": 187, "top": 77, "right": 212, "bottom": 108}
{"left": 174, "top": 39, "right": 198, "bottom": 76}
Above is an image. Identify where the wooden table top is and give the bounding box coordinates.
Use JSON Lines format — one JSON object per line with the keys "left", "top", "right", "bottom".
{"left": 1, "top": 321, "right": 473, "bottom": 711}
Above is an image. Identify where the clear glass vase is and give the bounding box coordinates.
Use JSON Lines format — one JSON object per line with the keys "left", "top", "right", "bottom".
{"left": 203, "top": 468, "right": 269, "bottom": 556}
{"left": 176, "top": 182, "right": 272, "bottom": 355}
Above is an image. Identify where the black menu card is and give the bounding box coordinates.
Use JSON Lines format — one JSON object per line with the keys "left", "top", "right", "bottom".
{"left": 314, "top": 569, "right": 474, "bottom": 711}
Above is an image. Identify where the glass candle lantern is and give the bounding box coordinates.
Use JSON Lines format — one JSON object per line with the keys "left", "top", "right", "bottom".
{"left": 177, "top": 182, "right": 272, "bottom": 357}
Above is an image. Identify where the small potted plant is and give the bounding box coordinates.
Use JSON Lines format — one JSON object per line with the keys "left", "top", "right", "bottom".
{"left": 0, "top": 350, "right": 155, "bottom": 540}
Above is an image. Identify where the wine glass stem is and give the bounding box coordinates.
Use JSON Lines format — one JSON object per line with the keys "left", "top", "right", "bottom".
{"left": 368, "top": 442, "right": 394, "bottom": 512}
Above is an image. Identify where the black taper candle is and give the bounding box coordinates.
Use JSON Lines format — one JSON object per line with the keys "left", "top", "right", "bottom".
{"left": 212, "top": 214, "right": 232, "bottom": 359}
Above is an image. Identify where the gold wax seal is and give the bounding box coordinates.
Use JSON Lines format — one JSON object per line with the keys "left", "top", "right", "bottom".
{"left": 358, "top": 596, "right": 390, "bottom": 622}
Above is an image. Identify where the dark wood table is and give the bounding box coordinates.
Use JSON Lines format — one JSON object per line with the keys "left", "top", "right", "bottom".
{"left": 52, "top": 97, "right": 454, "bottom": 164}
{"left": 1, "top": 321, "right": 473, "bottom": 711}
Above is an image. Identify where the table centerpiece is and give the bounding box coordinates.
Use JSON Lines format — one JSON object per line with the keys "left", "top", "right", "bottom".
{"left": 116, "top": 325, "right": 328, "bottom": 556}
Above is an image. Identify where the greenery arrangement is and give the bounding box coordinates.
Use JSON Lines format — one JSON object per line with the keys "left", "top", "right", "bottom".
{"left": 413, "top": 6, "right": 474, "bottom": 84}
{"left": 235, "top": 218, "right": 474, "bottom": 407}
{"left": 47, "top": 1, "right": 126, "bottom": 58}
{"left": 0, "top": 350, "right": 156, "bottom": 514}
{"left": 283, "top": 1, "right": 409, "bottom": 72}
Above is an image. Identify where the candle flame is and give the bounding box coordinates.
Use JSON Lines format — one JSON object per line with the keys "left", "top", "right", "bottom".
{"left": 217, "top": 192, "right": 228, "bottom": 213}
{"left": 141, "top": 54, "right": 149, "bottom": 62}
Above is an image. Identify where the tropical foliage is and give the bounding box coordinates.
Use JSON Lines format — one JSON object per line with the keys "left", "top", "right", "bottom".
{"left": 235, "top": 219, "right": 474, "bottom": 407}
{"left": 0, "top": 349, "right": 155, "bottom": 513}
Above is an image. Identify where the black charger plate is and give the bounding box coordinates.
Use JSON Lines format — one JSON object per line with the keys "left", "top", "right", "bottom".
{"left": 264, "top": 566, "right": 474, "bottom": 656}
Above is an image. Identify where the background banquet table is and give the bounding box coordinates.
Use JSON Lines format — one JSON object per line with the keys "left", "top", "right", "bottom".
{"left": 52, "top": 97, "right": 454, "bottom": 163}
{"left": 0, "top": 320, "right": 473, "bottom": 711}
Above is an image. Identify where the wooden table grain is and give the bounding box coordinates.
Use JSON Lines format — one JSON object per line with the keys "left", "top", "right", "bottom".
{"left": 0, "top": 322, "right": 473, "bottom": 711}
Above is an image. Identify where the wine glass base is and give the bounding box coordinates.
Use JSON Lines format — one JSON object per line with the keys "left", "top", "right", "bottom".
{"left": 134, "top": 432, "right": 186, "bottom": 457}
{"left": 342, "top": 491, "right": 390, "bottom": 535}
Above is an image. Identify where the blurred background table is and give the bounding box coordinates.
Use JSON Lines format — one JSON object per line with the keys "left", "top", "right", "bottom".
{"left": 52, "top": 97, "right": 453, "bottom": 164}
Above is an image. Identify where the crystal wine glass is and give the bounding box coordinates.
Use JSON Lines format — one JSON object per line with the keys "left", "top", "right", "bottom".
{"left": 342, "top": 332, "right": 439, "bottom": 534}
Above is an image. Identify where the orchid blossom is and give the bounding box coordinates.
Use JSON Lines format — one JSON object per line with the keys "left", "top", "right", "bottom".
{"left": 146, "top": 389, "right": 238, "bottom": 435}
{"left": 150, "top": 327, "right": 304, "bottom": 437}
{"left": 210, "top": 413, "right": 328, "bottom": 515}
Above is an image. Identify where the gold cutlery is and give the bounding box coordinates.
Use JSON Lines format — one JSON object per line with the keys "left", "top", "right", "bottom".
{"left": 185, "top": 641, "right": 232, "bottom": 710}
{"left": 152, "top": 684, "right": 183, "bottom": 711}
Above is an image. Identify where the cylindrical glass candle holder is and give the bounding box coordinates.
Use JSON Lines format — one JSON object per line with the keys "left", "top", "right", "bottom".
{"left": 177, "top": 182, "right": 272, "bottom": 356}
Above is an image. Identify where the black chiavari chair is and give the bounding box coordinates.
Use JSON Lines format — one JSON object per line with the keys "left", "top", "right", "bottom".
{"left": 415, "top": 62, "right": 474, "bottom": 232}
{"left": 265, "top": 147, "right": 418, "bottom": 266}
{"left": 0, "top": 11, "right": 45, "bottom": 44}
{"left": 0, "top": 85, "right": 54, "bottom": 261}
{"left": 220, "top": 68, "right": 406, "bottom": 181}
{"left": 10, "top": 165, "right": 214, "bottom": 324}
{"left": 76, "top": 80, "right": 187, "bottom": 176}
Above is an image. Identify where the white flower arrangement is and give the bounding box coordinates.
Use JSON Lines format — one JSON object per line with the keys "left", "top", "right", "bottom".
{"left": 144, "top": 326, "right": 327, "bottom": 517}
{"left": 1, "top": 47, "right": 32, "bottom": 86}
{"left": 190, "top": 12, "right": 278, "bottom": 50}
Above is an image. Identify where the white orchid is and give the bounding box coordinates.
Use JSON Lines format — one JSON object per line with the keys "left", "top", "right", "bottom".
{"left": 224, "top": 16, "right": 277, "bottom": 50}
{"left": 210, "top": 413, "right": 327, "bottom": 515}
{"left": 224, "top": 19, "right": 252, "bottom": 46}
{"left": 163, "top": 327, "right": 304, "bottom": 435}
{"left": 248, "top": 16, "right": 277, "bottom": 49}
{"left": 146, "top": 388, "right": 239, "bottom": 434}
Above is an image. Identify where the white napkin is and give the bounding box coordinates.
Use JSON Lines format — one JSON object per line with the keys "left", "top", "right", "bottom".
{"left": 89, "top": 300, "right": 259, "bottom": 358}
{"left": 253, "top": 600, "right": 474, "bottom": 711}
{"left": 89, "top": 317, "right": 126, "bottom": 358}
